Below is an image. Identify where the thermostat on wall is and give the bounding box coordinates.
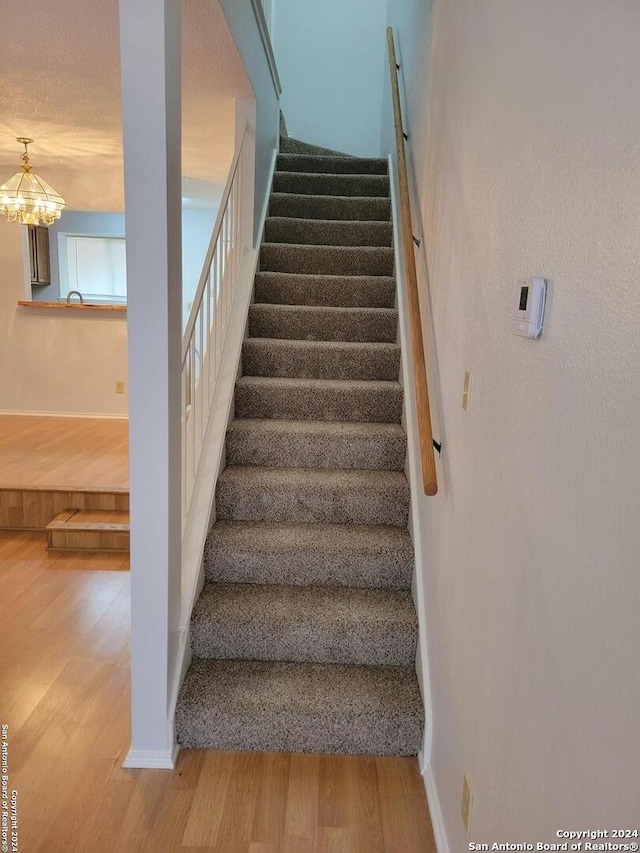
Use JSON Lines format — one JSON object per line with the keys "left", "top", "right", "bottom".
{"left": 512, "top": 278, "right": 547, "bottom": 339}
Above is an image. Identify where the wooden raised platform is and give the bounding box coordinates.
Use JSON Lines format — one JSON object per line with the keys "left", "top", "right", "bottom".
{"left": 0, "top": 488, "right": 129, "bottom": 531}
{"left": 0, "top": 415, "right": 129, "bottom": 531}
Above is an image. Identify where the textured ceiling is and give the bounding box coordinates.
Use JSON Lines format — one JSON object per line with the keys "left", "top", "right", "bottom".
{"left": 0, "top": 0, "right": 253, "bottom": 211}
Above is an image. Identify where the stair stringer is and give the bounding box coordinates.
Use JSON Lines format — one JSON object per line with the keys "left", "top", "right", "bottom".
{"left": 168, "top": 146, "right": 279, "bottom": 750}
{"left": 388, "top": 154, "right": 436, "bottom": 766}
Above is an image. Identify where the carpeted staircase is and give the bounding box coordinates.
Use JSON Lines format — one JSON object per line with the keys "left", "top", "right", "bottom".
{"left": 176, "top": 135, "right": 424, "bottom": 756}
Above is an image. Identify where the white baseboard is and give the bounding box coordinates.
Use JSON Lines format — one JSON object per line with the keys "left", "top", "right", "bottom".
{"left": 389, "top": 155, "right": 434, "bottom": 758}
{"left": 162, "top": 624, "right": 192, "bottom": 767}
{"left": 422, "top": 761, "right": 451, "bottom": 853}
{"left": 259, "top": 147, "right": 279, "bottom": 237}
{"left": 0, "top": 409, "right": 128, "bottom": 420}
{"left": 122, "top": 745, "right": 179, "bottom": 770}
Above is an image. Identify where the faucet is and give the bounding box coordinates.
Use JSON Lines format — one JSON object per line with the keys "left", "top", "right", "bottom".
{"left": 66, "top": 290, "right": 84, "bottom": 305}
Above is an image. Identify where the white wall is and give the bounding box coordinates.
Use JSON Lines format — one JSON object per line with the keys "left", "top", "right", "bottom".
{"left": 275, "top": 0, "right": 388, "bottom": 157}
{"left": 386, "top": 0, "right": 640, "bottom": 845}
{"left": 0, "top": 221, "right": 128, "bottom": 416}
{"left": 219, "top": 0, "right": 280, "bottom": 242}
{"left": 381, "top": 0, "right": 433, "bottom": 160}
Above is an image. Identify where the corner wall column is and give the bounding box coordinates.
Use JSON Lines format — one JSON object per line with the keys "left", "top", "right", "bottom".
{"left": 119, "top": 0, "right": 182, "bottom": 766}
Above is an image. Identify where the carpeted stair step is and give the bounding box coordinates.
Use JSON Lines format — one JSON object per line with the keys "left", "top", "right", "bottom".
{"left": 260, "top": 244, "right": 394, "bottom": 277}
{"left": 242, "top": 338, "right": 400, "bottom": 381}
{"left": 254, "top": 272, "right": 396, "bottom": 309}
{"left": 204, "top": 521, "right": 414, "bottom": 589}
{"left": 273, "top": 171, "right": 390, "bottom": 198}
{"left": 190, "top": 582, "right": 417, "bottom": 666}
{"left": 176, "top": 658, "right": 423, "bottom": 755}
{"left": 234, "top": 376, "right": 403, "bottom": 423}
{"left": 249, "top": 304, "right": 398, "bottom": 342}
{"left": 226, "top": 419, "right": 406, "bottom": 470}
{"left": 178, "top": 137, "right": 425, "bottom": 760}
{"left": 279, "top": 137, "right": 353, "bottom": 157}
{"left": 265, "top": 216, "right": 393, "bottom": 247}
{"left": 215, "top": 466, "right": 410, "bottom": 526}
{"left": 269, "top": 192, "right": 391, "bottom": 222}
{"left": 277, "top": 153, "right": 388, "bottom": 175}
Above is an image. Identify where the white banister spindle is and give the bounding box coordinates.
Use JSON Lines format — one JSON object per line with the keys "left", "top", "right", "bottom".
{"left": 181, "top": 123, "right": 251, "bottom": 526}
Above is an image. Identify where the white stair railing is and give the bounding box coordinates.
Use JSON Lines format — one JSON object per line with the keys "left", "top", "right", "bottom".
{"left": 181, "top": 123, "right": 251, "bottom": 523}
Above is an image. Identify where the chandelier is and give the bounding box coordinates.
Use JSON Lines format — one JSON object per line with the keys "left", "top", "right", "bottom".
{"left": 0, "top": 137, "right": 66, "bottom": 226}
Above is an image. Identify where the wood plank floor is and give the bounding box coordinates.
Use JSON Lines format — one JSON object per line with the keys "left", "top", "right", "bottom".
{"left": 0, "top": 532, "right": 437, "bottom": 852}
{"left": 0, "top": 415, "right": 129, "bottom": 490}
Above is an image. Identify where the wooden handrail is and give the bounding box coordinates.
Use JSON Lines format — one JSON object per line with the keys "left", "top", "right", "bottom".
{"left": 386, "top": 27, "right": 438, "bottom": 496}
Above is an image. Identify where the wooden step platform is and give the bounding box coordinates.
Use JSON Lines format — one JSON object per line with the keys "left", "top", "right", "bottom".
{"left": 46, "top": 509, "right": 130, "bottom": 552}
{"left": 0, "top": 414, "right": 129, "bottom": 531}
{"left": 0, "top": 487, "right": 129, "bottom": 530}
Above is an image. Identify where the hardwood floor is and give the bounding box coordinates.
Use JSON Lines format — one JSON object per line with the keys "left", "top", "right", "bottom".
{"left": 0, "top": 415, "right": 129, "bottom": 490}
{"left": 0, "top": 532, "right": 436, "bottom": 852}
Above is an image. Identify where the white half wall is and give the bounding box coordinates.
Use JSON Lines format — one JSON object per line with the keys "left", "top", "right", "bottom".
{"left": 386, "top": 0, "right": 640, "bottom": 845}
{"left": 0, "top": 221, "right": 128, "bottom": 416}
{"left": 275, "top": 0, "right": 388, "bottom": 157}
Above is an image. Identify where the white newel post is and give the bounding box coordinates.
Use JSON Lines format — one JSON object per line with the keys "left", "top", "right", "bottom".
{"left": 119, "top": 0, "right": 182, "bottom": 767}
